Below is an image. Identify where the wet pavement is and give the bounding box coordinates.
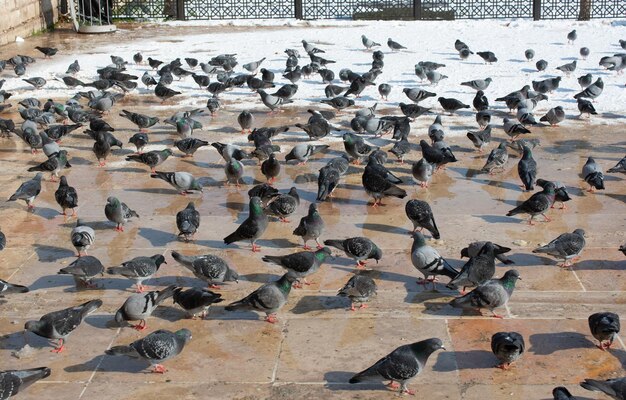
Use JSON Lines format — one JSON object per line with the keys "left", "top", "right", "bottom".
{"left": 0, "top": 23, "right": 625, "bottom": 400}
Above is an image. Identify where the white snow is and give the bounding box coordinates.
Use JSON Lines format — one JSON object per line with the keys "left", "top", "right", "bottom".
{"left": 2, "top": 18, "right": 626, "bottom": 134}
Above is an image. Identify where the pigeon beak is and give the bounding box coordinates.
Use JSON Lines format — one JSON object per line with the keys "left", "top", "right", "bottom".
{"left": 440, "top": 345, "right": 446, "bottom": 350}
{"left": 235, "top": 279, "right": 239, "bottom": 284}
{"left": 163, "top": 261, "right": 168, "bottom": 264}
{"left": 517, "top": 277, "right": 522, "bottom": 280}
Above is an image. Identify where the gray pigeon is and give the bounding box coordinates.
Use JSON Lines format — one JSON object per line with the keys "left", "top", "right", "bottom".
{"left": 449, "top": 269, "right": 520, "bottom": 318}
{"left": 114, "top": 285, "right": 177, "bottom": 330}
{"left": 293, "top": 203, "right": 325, "bottom": 250}
{"left": 105, "top": 196, "right": 139, "bottom": 232}
{"left": 150, "top": 171, "right": 203, "bottom": 194}
{"left": 556, "top": 60, "right": 577, "bottom": 75}
{"left": 40, "top": 132, "right": 60, "bottom": 157}
{"left": 536, "top": 59, "right": 548, "bottom": 71}
{"left": 23, "top": 77, "right": 47, "bottom": 89}
{"left": 608, "top": 156, "right": 626, "bottom": 174}
{"left": 243, "top": 57, "right": 265, "bottom": 73}
{"left": 540, "top": 106, "right": 565, "bottom": 126}
{"left": 27, "top": 150, "right": 71, "bottom": 182}
{"left": 507, "top": 181, "right": 556, "bottom": 225}
{"left": 448, "top": 242, "right": 499, "bottom": 292}
{"left": 574, "top": 77, "right": 603, "bottom": 101}
{"left": 349, "top": 338, "right": 445, "bottom": 395}
{"left": 174, "top": 138, "right": 209, "bottom": 157}
{"left": 119, "top": 109, "right": 159, "bottom": 131}
{"left": 265, "top": 187, "right": 300, "bottom": 222}
{"left": 0, "top": 279, "right": 28, "bottom": 296}
{"left": 403, "top": 88, "right": 436, "bottom": 103}
{"left": 582, "top": 156, "right": 604, "bottom": 192}
{"left": 105, "top": 328, "right": 192, "bottom": 374}
{"left": 324, "top": 237, "right": 382, "bottom": 268}
{"left": 106, "top": 254, "right": 167, "bottom": 292}
{"left": 0, "top": 367, "right": 51, "bottom": 398}
{"left": 258, "top": 89, "right": 292, "bottom": 113}
{"left": 580, "top": 377, "right": 626, "bottom": 399}
{"left": 412, "top": 158, "right": 433, "bottom": 188}
{"left": 173, "top": 287, "right": 223, "bottom": 319}
{"left": 223, "top": 196, "right": 268, "bottom": 252}
{"left": 427, "top": 70, "right": 448, "bottom": 85}
{"left": 362, "top": 35, "right": 381, "bottom": 50}
{"left": 176, "top": 202, "right": 200, "bottom": 241}
{"left": 126, "top": 149, "right": 174, "bottom": 173}
{"left": 389, "top": 138, "right": 411, "bottom": 163}
{"left": 71, "top": 219, "right": 95, "bottom": 257}
{"left": 552, "top": 387, "right": 575, "bottom": 400}
{"left": 461, "top": 241, "right": 514, "bottom": 265}
{"left": 533, "top": 229, "right": 586, "bottom": 267}
{"left": 387, "top": 38, "right": 407, "bottom": 51}
{"left": 491, "top": 332, "right": 525, "bottom": 370}
{"left": 405, "top": 199, "right": 440, "bottom": 239}
{"left": 338, "top": 274, "right": 377, "bottom": 311}
{"left": 517, "top": 145, "right": 537, "bottom": 191}
{"left": 467, "top": 126, "right": 492, "bottom": 152}
{"left": 567, "top": 29, "right": 577, "bottom": 44}
{"left": 461, "top": 77, "right": 492, "bottom": 91}
{"left": 225, "top": 273, "right": 297, "bottom": 323}
{"left": 262, "top": 247, "right": 332, "bottom": 286}
{"left": 524, "top": 49, "right": 535, "bottom": 61}
{"left": 321, "top": 96, "right": 355, "bottom": 111}
{"left": 224, "top": 159, "right": 244, "bottom": 187}
{"left": 410, "top": 231, "right": 459, "bottom": 288}
{"left": 317, "top": 164, "right": 341, "bottom": 202}
{"left": 578, "top": 73, "right": 593, "bottom": 89}
{"left": 171, "top": 251, "right": 239, "bottom": 288}
{"left": 237, "top": 110, "right": 254, "bottom": 133}
{"left": 285, "top": 143, "right": 329, "bottom": 164}
{"left": 58, "top": 255, "right": 104, "bottom": 288}
{"left": 378, "top": 83, "right": 391, "bottom": 100}
{"left": 588, "top": 312, "right": 620, "bottom": 350}
{"left": 7, "top": 172, "right": 43, "bottom": 210}
{"left": 25, "top": 299, "right": 103, "bottom": 352}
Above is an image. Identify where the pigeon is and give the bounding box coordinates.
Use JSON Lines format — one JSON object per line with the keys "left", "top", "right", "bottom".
{"left": 533, "top": 77, "right": 562, "bottom": 94}
{"left": 577, "top": 98, "right": 597, "bottom": 118}
{"left": 0, "top": 229, "right": 4, "bottom": 251}
{"left": 243, "top": 57, "right": 265, "bottom": 73}
{"left": 552, "top": 387, "right": 575, "bottom": 400}
{"left": 173, "top": 202, "right": 201, "bottom": 242}
{"left": 317, "top": 164, "right": 341, "bottom": 202}
{"left": 567, "top": 29, "right": 577, "bottom": 44}
{"left": 321, "top": 96, "right": 355, "bottom": 111}
{"left": 104, "top": 196, "right": 139, "bottom": 232}
{"left": 265, "top": 187, "right": 300, "bottom": 222}
{"left": 362, "top": 35, "right": 381, "bottom": 50}
{"left": 349, "top": 338, "right": 445, "bottom": 395}
{"left": 40, "top": 132, "right": 60, "bottom": 158}
{"left": 224, "top": 158, "right": 244, "bottom": 187}
{"left": 388, "top": 138, "right": 411, "bottom": 163}
{"left": 448, "top": 242, "right": 499, "bottom": 292}
{"left": 338, "top": 274, "right": 377, "bottom": 311}
{"left": 293, "top": 203, "right": 325, "bottom": 250}
{"left": 533, "top": 229, "right": 586, "bottom": 267}
{"left": 343, "top": 132, "right": 378, "bottom": 164}
{"left": 285, "top": 144, "right": 329, "bottom": 165}
{"left": 557, "top": 60, "right": 577, "bottom": 75}
{"left": 225, "top": 273, "right": 297, "bottom": 323}
{"left": 71, "top": 219, "right": 95, "bottom": 257}
{"left": 574, "top": 77, "right": 603, "bottom": 101}
{"left": 449, "top": 269, "right": 520, "bottom": 318}
{"left": 480, "top": 142, "right": 509, "bottom": 174}
{"left": 325, "top": 84, "right": 346, "bottom": 98}
{"left": 262, "top": 247, "right": 332, "bottom": 286}
{"left": 261, "top": 153, "right": 281, "bottom": 184}
{"left": 260, "top": 68, "right": 275, "bottom": 83}
{"left": 378, "top": 83, "right": 391, "bottom": 100}
{"left": 91, "top": 131, "right": 113, "bottom": 165}
{"left": 105, "top": 328, "right": 191, "bottom": 374}
{"left": 324, "top": 237, "right": 382, "bottom": 268}
{"left": 427, "top": 70, "right": 448, "bottom": 85}
{"left": 171, "top": 251, "right": 239, "bottom": 288}
{"left": 399, "top": 103, "right": 430, "bottom": 120}
{"left": 477, "top": 51, "right": 498, "bottom": 63}
{"left": 459, "top": 47, "right": 473, "bottom": 59}
{"left": 0, "top": 367, "right": 51, "bottom": 398}
{"left": 0, "top": 279, "right": 28, "bottom": 295}
{"left": 473, "top": 91, "right": 489, "bottom": 112}
{"left": 587, "top": 312, "right": 621, "bottom": 351}
{"left": 517, "top": 145, "right": 537, "bottom": 191}
{"left": 438, "top": 97, "right": 470, "bottom": 114}
{"left": 174, "top": 138, "right": 209, "bottom": 157}
{"left": 410, "top": 231, "right": 459, "bottom": 288}
{"left": 23, "top": 77, "right": 47, "bottom": 90}
{"left": 608, "top": 156, "right": 626, "bottom": 174}
{"left": 536, "top": 179, "right": 571, "bottom": 210}
{"left": 578, "top": 73, "right": 593, "bottom": 89}
{"left": 403, "top": 88, "right": 436, "bottom": 103}
{"left": 27, "top": 150, "right": 71, "bottom": 182}
{"left": 491, "top": 332, "right": 525, "bottom": 370}
{"left": 119, "top": 110, "right": 159, "bottom": 131}
{"left": 503, "top": 118, "right": 531, "bottom": 140}
{"left": 258, "top": 89, "right": 292, "bottom": 113}
{"left": 580, "top": 377, "right": 626, "bottom": 399}
{"left": 467, "top": 126, "right": 492, "bottom": 152}
{"left": 405, "top": 200, "right": 440, "bottom": 239}
{"left": 361, "top": 156, "right": 407, "bottom": 207}
{"left": 461, "top": 78, "right": 492, "bottom": 91}
{"left": 536, "top": 59, "right": 548, "bottom": 71}
{"left": 150, "top": 171, "right": 203, "bottom": 195}
{"left": 173, "top": 287, "right": 224, "bottom": 319}
{"left": 114, "top": 285, "right": 177, "bottom": 330}
{"left": 412, "top": 158, "right": 434, "bottom": 188}
{"left": 155, "top": 82, "right": 181, "bottom": 102}
{"left": 106, "top": 254, "right": 167, "bottom": 293}
{"left": 302, "top": 40, "right": 324, "bottom": 54}
{"left": 540, "top": 106, "right": 565, "bottom": 126}
{"left": 126, "top": 149, "right": 173, "bottom": 173}
{"left": 507, "top": 180, "right": 555, "bottom": 225}
{"left": 35, "top": 46, "right": 57, "bottom": 57}
{"left": 420, "top": 140, "right": 456, "bottom": 170}
{"left": 237, "top": 110, "right": 254, "bottom": 134}
{"left": 223, "top": 196, "right": 268, "bottom": 252}
{"left": 57, "top": 255, "right": 104, "bottom": 288}
{"left": 53, "top": 175, "right": 78, "bottom": 217}
{"left": 582, "top": 156, "right": 605, "bottom": 192}
{"left": 133, "top": 52, "right": 143, "bottom": 64}
{"left": 517, "top": 107, "right": 537, "bottom": 126}
{"left": 387, "top": 38, "right": 407, "bottom": 51}
{"left": 524, "top": 49, "right": 535, "bottom": 61}
{"left": 25, "top": 299, "right": 102, "bottom": 352}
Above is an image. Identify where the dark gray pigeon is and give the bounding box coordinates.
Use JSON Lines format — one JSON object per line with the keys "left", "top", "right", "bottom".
{"left": 54, "top": 175, "right": 78, "bottom": 216}
{"left": 114, "top": 285, "right": 176, "bottom": 330}
{"left": 507, "top": 181, "right": 556, "bottom": 225}
{"left": 293, "top": 203, "right": 325, "bottom": 250}
{"left": 536, "top": 59, "right": 548, "bottom": 71}
{"left": 517, "top": 145, "right": 537, "bottom": 191}
{"left": 491, "top": 332, "right": 525, "bottom": 369}
{"left": 105, "top": 328, "right": 191, "bottom": 374}
{"left": 349, "top": 338, "right": 445, "bottom": 395}
{"left": 461, "top": 241, "right": 514, "bottom": 265}
{"left": 467, "top": 126, "right": 492, "bottom": 152}
{"left": 338, "top": 274, "right": 377, "bottom": 311}
{"left": 405, "top": 199, "right": 440, "bottom": 239}
{"left": 552, "top": 387, "right": 575, "bottom": 400}
{"left": 237, "top": 110, "right": 254, "bottom": 133}
{"left": 58, "top": 255, "right": 104, "bottom": 288}
{"left": 577, "top": 98, "right": 597, "bottom": 118}
{"left": 533, "top": 229, "right": 586, "bottom": 267}
{"left": 449, "top": 269, "right": 520, "bottom": 318}
{"left": 261, "top": 153, "right": 281, "bottom": 184}
{"left": 171, "top": 251, "right": 239, "bottom": 288}
{"left": 174, "top": 138, "right": 209, "bottom": 157}
{"left": 126, "top": 149, "right": 174, "bottom": 173}
{"left": 176, "top": 202, "right": 200, "bottom": 241}
{"left": 343, "top": 132, "right": 378, "bottom": 164}
{"left": 106, "top": 254, "right": 167, "bottom": 293}
{"left": 225, "top": 273, "right": 297, "bottom": 323}
{"left": 71, "top": 219, "right": 95, "bottom": 257}
{"left": 119, "top": 109, "right": 159, "bottom": 131}
{"left": 321, "top": 96, "right": 355, "bottom": 111}
{"left": 574, "top": 77, "right": 603, "bottom": 101}
{"left": 25, "top": 299, "right": 102, "bottom": 352}
{"left": 477, "top": 51, "right": 498, "bottom": 63}
{"left": 448, "top": 242, "right": 499, "bottom": 292}
{"left": 438, "top": 97, "right": 469, "bottom": 114}
{"left": 580, "top": 377, "right": 626, "bottom": 399}
{"left": 324, "top": 237, "right": 382, "bottom": 268}
{"left": 524, "top": 49, "right": 535, "bottom": 61}
{"left": 265, "top": 187, "right": 300, "bottom": 222}
{"left": 567, "top": 29, "right": 577, "bottom": 44}
{"left": 582, "top": 156, "right": 604, "bottom": 192}
{"left": 105, "top": 196, "right": 139, "bottom": 232}
{"left": 0, "top": 367, "right": 51, "bottom": 398}
{"left": 0, "top": 279, "right": 28, "bottom": 296}
{"left": 173, "top": 287, "right": 223, "bottom": 319}
{"left": 223, "top": 197, "right": 268, "bottom": 252}
{"left": 608, "top": 156, "right": 626, "bottom": 174}
{"left": 388, "top": 138, "right": 411, "bottom": 163}
{"left": 262, "top": 247, "right": 332, "bottom": 286}
{"left": 588, "top": 312, "right": 620, "bottom": 350}
{"left": 317, "top": 164, "right": 341, "bottom": 202}
{"left": 361, "top": 156, "right": 407, "bottom": 206}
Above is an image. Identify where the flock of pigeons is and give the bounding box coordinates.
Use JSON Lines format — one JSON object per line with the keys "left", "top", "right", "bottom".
{"left": 0, "top": 26, "right": 625, "bottom": 399}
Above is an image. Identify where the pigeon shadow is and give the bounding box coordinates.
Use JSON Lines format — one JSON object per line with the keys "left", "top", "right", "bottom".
{"left": 83, "top": 314, "right": 113, "bottom": 330}
{"left": 0, "top": 331, "right": 28, "bottom": 351}
{"left": 323, "top": 371, "right": 355, "bottom": 384}
{"left": 242, "top": 272, "right": 279, "bottom": 284}
{"left": 528, "top": 332, "right": 596, "bottom": 355}
{"left": 476, "top": 215, "right": 521, "bottom": 224}
{"left": 125, "top": 188, "right": 179, "bottom": 195}
{"left": 66, "top": 355, "right": 147, "bottom": 374}
{"left": 571, "top": 259, "right": 626, "bottom": 271}
{"left": 290, "top": 295, "right": 346, "bottom": 314}
{"left": 28, "top": 274, "right": 76, "bottom": 291}
{"left": 138, "top": 227, "right": 175, "bottom": 247}
{"left": 32, "top": 207, "right": 61, "bottom": 220}
{"left": 33, "top": 244, "right": 76, "bottom": 261}
{"left": 433, "top": 349, "right": 491, "bottom": 371}
{"left": 356, "top": 222, "right": 409, "bottom": 235}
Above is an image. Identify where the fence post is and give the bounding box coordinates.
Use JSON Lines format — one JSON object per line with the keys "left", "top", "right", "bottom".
{"left": 532, "top": 0, "right": 541, "bottom": 20}
{"left": 413, "top": 0, "right": 421, "bottom": 20}
{"left": 295, "top": 0, "right": 303, "bottom": 19}
{"left": 176, "top": 0, "right": 185, "bottom": 20}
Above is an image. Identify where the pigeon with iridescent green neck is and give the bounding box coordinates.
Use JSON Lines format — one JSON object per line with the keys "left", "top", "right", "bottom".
{"left": 105, "top": 196, "right": 139, "bottom": 232}
{"left": 225, "top": 159, "right": 244, "bottom": 187}
{"left": 262, "top": 247, "right": 332, "bottom": 287}
{"left": 450, "top": 269, "right": 520, "bottom": 318}
{"left": 223, "top": 196, "right": 268, "bottom": 252}
{"left": 324, "top": 237, "right": 382, "bottom": 268}
{"left": 150, "top": 171, "right": 203, "bottom": 195}
{"left": 126, "top": 149, "right": 173, "bottom": 173}
{"left": 27, "top": 150, "right": 70, "bottom": 181}
{"left": 119, "top": 109, "right": 159, "bottom": 132}
{"left": 171, "top": 251, "right": 239, "bottom": 288}
{"left": 174, "top": 138, "right": 209, "bottom": 157}
{"left": 225, "top": 273, "right": 297, "bottom": 323}
{"left": 293, "top": 203, "right": 325, "bottom": 250}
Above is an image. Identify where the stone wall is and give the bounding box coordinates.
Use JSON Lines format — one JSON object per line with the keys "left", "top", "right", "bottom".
{"left": 0, "top": 0, "right": 59, "bottom": 47}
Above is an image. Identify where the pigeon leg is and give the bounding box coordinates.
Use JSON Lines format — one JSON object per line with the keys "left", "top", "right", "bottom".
{"left": 208, "top": 283, "right": 222, "bottom": 290}
{"left": 496, "top": 363, "right": 511, "bottom": 370}
{"left": 51, "top": 338, "right": 65, "bottom": 353}
{"left": 359, "top": 303, "right": 368, "bottom": 310}
{"left": 135, "top": 284, "right": 146, "bottom": 293}
{"left": 265, "top": 314, "right": 278, "bottom": 323}
{"left": 356, "top": 260, "right": 367, "bottom": 269}
{"left": 150, "top": 168, "right": 156, "bottom": 173}
{"left": 541, "top": 213, "right": 552, "bottom": 222}
{"left": 386, "top": 381, "right": 400, "bottom": 389}
{"left": 132, "top": 320, "right": 147, "bottom": 331}
{"left": 279, "top": 217, "right": 291, "bottom": 223}
{"left": 527, "top": 216, "right": 535, "bottom": 225}
{"left": 152, "top": 364, "right": 167, "bottom": 373}
{"left": 491, "top": 310, "right": 504, "bottom": 319}
{"left": 349, "top": 303, "right": 356, "bottom": 311}
{"left": 293, "top": 281, "right": 303, "bottom": 289}
{"left": 71, "top": 208, "right": 77, "bottom": 217}
{"left": 251, "top": 243, "right": 261, "bottom": 252}
{"left": 315, "top": 240, "right": 323, "bottom": 250}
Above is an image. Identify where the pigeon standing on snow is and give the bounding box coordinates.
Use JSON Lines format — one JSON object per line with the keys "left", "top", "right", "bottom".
{"left": 105, "top": 328, "right": 192, "bottom": 374}
{"left": 588, "top": 312, "right": 620, "bottom": 350}
{"left": 25, "top": 299, "right": 103, "bottom": 352}
{"left": 438, "top": 97, "right": 470, "bottom": 114}
{"left": 540, "top": 106, "right": 565, "bottom": 126}
{"left": 349, "top": 338, "right": 445, "bottom": 395}
{"left": 106, "top": 254, "right": 167, "bottom": 293}
{"left": 57, "top": 255, "right": 104, "bottom": 288}
{"left": 405, "top": 199, "right": 440, "bottom": 239}
{"left": 410, "top": 231, "right": 459, "bottom": 288}
{"left": 223, "top": 197, "right": 268, "bottom": 252}
{"left": 338, "top": 274, "right": 377, "bottom": 311}
{"left": 362, "top": 35, "right": 381, "bottom": 50}
{"left": 71, "top": 219, "right": 95, "bottom": 257}
{"left": 258, "top": 89, "right": 293, "bottom": 113}
{"left": 449, "top": 269, "right": 520, "bottom": 318}
{"left": 387, "top": 38, "right": 407, "bottom": 51}
{"left": 176, "top": 202, "right": 200, "bottom": 241}
{"left": 567, "top": 29, "right": 577, "bottom": 44}
{"left": 105, "top": 196, "right": 139, "bottom": 232}
{"left": 477, "top": 51, "right": 498, "bottom": 63}
{"left": 524, "top": 49, "right": 535, "bottom": 61}
{"left": 114, "top": 285, "right": 176, "bottom": 330}
{"left": 582, "top": 156, "right": 605, "bottom": 192}
{"left": 536, "top": 59, "right": 548, "bottom": 71}
{"left": 556, "top": 60, "right": 577, "bottom": 75}
{"left": 293, "top": 203, "right": 325, "bottom": 250}
{"left": 461, "top": 78, "right": 492, "bottom": 91}
{"left": 225, "top": 273, "right": 297, "bottom": 323}
{"left": 577, "top": 98, "right": 597, "bottom": 118}
{"left": 171, "top": 251, "right": 239, "bottom": 288}
{"left": 532, "top": 229, "right": 586, "bottom": 267}
{"left": 491, "top": 332, "right": 525, "bottom": 370}
{"left": 574, "top": 77, "right": 603, "bottom": 101}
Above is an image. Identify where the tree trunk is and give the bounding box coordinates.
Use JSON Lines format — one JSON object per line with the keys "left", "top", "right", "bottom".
{"left": 579, "top": 0, "right": 591, "bottom": 20}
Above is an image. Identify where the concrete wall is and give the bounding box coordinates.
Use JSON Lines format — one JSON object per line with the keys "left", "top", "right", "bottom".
{"left": 0, "top": 0, "right": 59, "bottom": 47}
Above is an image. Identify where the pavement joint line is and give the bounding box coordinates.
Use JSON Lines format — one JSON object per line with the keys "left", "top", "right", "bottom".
{"left": 78, "top": 326, "right": 122, "bottom": 399}
{"left": 570, "top": 269, "right": 587, "bottom": 292}
{"left": 270, "top": 318, "right": 289, "bottom": 384}
{"left": 6, "top": 251, "right": 36, "bottom": 281}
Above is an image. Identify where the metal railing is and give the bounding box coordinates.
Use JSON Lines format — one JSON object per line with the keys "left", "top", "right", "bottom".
{"left": 67, "top": 0, "right": 117, "bottom": 32}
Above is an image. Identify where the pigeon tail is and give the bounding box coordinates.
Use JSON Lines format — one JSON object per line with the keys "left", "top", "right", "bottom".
{"left": 580, "top": 379, "right": 618, "bottom": 397}
{"left": 323, "top": 239, "right": 345, "bottom": 251}
{"left": 349, "top": 365, "right": 379, "bottom": 384}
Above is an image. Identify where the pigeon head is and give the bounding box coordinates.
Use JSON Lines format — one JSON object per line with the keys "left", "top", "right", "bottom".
{"left": 573, "top": 229, "right": 586, "bottom": 238}
{"left": 315, "top": 246, "right": 333, "bottom": 261}
{"left": 411, "top": 231, "right": 427, "bottom": 246}
{"left": 225, "top": 267, "right": 239, "bottom": 283}
{"left": 106, "top": 197, "right": 119, "bottom": 207}
{"left": 162, "top": 149, "right": 174, "bottom": 156}
{"left": 151, "top": 254, "right": 167, "bottom": 267}
{"left": 175, "top": 328, "right": 192, "bottom": 343}
{"left": 59, "top": 175, "right": 69, "bottom": 186}
{"left": 409, "top": 338, "right": 446, "bottom": 361}
{"left": 370, "top": 245, "right": 383, "bottom": 263}
{"left": 308, "top": 202, "right": 318, "bottom": 215}
{"left": 24, "top": 320, "right": 44, "bottom": 335}
{"left": 502, "top": 269, "right": 521, "bottom": 283}
{"left": 114, "top": 308, "right": 125, "bottom": 325}
{"left": 33, "top": 172, "right": 44, "bottom": 181}
{"left": 460, "top": 247, "right": 470, "bottom": 258}
{"left": 190, "top": 180, "right": 203, "bottom": 192}
{"left": 186, "top": 202, "right": 196, "bottom": 210}
{"left": 552, "top": 387, "right": 573, "bottom": 399}
{"left": 249, "top": 196, "right": 264, "bottom": 215}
